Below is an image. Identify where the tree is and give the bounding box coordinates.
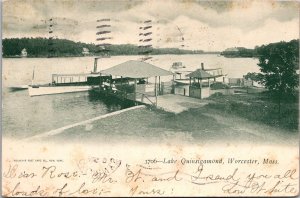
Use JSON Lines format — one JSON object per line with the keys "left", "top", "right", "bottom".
{"left": 244, "top": 72, "right": 264, "bottom": 82}
{"left": 257, "top": 39, "right": 299, "bottom": 117}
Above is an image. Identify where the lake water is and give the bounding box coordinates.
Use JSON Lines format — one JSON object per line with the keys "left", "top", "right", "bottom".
{"left": 2, "top": 55, "right": 259, "bottom": 139}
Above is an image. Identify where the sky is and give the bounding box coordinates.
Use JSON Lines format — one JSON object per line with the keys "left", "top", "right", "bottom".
{"left": 2, "top": 0, "right": 299, "bottom": 51}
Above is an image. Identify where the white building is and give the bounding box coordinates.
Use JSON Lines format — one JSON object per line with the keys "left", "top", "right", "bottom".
{"left": 21, "top": 48, "right": 27, "bottom": 57}
{"left": 82, "top": 48, "right": 90, "bottom": 56}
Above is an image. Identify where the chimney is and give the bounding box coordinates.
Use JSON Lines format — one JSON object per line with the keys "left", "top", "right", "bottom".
{"left": 201, "top": 63, "right": 204, "bottom": 70}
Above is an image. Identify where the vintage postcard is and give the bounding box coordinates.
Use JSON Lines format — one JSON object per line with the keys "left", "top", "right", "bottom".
{"left": 1, "top": 0, "right": 299, "bottom": 197}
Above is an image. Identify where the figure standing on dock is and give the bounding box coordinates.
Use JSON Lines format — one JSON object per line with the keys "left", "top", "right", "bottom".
{"left": 103, "top": 79, "right": 110, "bottom": 91}
{"left": 111, "top": 81, "right": 117, "bottom": 93}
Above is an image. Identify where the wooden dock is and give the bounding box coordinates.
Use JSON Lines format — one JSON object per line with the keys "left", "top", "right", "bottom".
{"left": 92, "top": 60, "right": 211, "bottom": 114}
{"left": 90, "top": 87, "right": 207, "bottom": 114}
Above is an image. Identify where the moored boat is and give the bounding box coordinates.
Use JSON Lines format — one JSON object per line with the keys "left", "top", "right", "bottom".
{"left": 172, "top": 62, "right": 227, "bottom": 85}
{"left": 28, "top": 85, "right": 93, "bottom": 96}
{"left": 28, "top": 57, "right": 110, "bottom": 97}
{"left": 28, "top": 73, "right": 105, "bottom": 97}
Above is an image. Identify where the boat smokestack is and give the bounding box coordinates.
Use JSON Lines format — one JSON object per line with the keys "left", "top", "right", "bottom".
{"left": 93, "top": 58, "right": 98, "bottom": 73}
{"left": 201, "top": 63, "right": 204, "bottom": 70}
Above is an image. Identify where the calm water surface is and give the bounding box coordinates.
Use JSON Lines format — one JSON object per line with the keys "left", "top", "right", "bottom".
{"left": 2, "top": 55, "right": 259, "bottom": 139}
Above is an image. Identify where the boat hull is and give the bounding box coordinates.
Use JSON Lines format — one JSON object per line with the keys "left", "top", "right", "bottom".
{"left": 174, "top": 79, "right": 190, "bottom": 85}
{"left": 28, "top": 85, "right": 93, "bottom": 97}
{"left": 9, "top": 85, "right": 29, "bottom": 91}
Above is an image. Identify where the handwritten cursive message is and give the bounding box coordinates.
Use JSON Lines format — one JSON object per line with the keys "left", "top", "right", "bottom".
{"left": 2, "top": 156, "right": 298, "bottom": 197}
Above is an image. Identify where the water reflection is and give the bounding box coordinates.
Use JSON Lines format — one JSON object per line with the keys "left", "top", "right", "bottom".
{"left": 87, "top": 90, "right": 134, "bottom": 112}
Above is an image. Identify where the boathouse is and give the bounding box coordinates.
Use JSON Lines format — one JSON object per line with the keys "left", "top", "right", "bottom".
{"left": 99, "top": 60, "right": 173, "bottom": 106}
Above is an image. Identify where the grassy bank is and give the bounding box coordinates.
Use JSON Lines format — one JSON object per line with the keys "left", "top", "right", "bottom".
{"left": 206, "top": 92, "right": 298, "bottom": 132}
{"left": 43, "top": 92, "right": 298, "bottom": 145}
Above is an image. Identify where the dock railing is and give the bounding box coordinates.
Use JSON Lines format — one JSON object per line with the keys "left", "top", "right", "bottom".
{"left": 99, "top": 82, "right": 159, "bottom": 107}
{"left": 137, "top": 91, "right": 157, "bottom": 106}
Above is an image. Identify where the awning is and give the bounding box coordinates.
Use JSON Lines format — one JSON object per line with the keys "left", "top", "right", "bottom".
{"left": 101, "top": 60, "right": 173, "bottom": 78}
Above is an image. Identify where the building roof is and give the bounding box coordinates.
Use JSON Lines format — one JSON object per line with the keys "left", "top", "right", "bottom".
{"left": 186, "top": 69, "right": 213, "bottom": 79}
{"left": 224, "top": 47, "right": 239, "bottom": 52}
{"left": 101, "top": 60, "right": 173, "bottom": 78}
{"left": 204, "top": 68, "right": 222, "bottom": 71}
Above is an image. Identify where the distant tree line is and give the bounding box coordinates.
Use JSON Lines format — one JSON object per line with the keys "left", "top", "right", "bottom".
{"left": 2, "top": 37, "right": 204, "bottom": 57}
{"left": 221, "top": 40, "right": 299, "bottom": 59}
{"left": 221, "top": 47, "right": 258, "bottom": 58}
{"left": 2, "top": 38, "right": 90, "bottom": 57}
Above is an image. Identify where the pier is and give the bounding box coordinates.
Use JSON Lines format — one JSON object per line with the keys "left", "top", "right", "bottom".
{"left": 90, "top": 60, "right": 214, "bottom": 114}
{"left": 90, "top": 60, "right": 264, "bottom": 114}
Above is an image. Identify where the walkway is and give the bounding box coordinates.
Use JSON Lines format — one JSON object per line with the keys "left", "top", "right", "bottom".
{"left": 138, "top": 94, "right": 209, "bottom": 114}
